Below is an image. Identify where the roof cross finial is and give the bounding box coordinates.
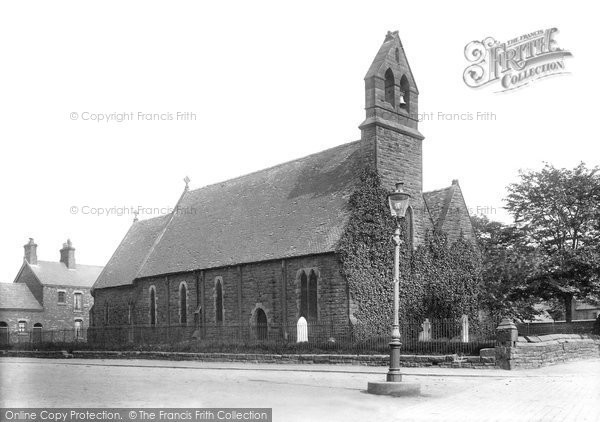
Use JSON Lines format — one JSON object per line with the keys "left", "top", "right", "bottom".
{"left": 184, "top": 176, "right": 191, "bottom": 191}
{"left": 385, "top": 30, "right": 398, "bottom": 42}
{"left": 133, "top": 210, "right": 139, "bottom": 223}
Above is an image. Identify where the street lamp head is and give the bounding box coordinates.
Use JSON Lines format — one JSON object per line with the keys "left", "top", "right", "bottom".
{"left": 388, "top": 182, "right": 411, "bottom": 218}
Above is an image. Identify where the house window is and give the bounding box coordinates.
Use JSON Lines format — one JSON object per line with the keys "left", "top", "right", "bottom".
{"left": 384, "top": 68, "right": 395, "bottom": 107}
{"left": 149, "top": 286, "right": 157, "bottom": 326}
{"left": 74, "top": 319, "right": 83, "bottom": 338}
{"left": 215, "top": 278, "right": 223, "bottom": 324}
{"left": 300, "top": 270, "right": 318, "bottom": 321}
{"left": 18, "top": 320, "right": 27, "bottom": 333}
{"left": 74, "top": 292, "right": 83, "bottom": 311}
{"left": 58, "top": 290, "right": 66, "bottom": 304}
{"left": 179, "top": 282, "right": 188, "bottom": 325}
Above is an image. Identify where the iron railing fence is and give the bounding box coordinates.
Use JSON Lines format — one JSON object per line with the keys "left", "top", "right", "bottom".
{"left": 1, "top": 318, "right": 498, "bottom": 355}
{"left": 0, "top": 327, "right": 86, "bottom": 346}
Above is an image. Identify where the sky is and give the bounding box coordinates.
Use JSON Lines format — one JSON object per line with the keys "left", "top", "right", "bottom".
{"left": 0, "top": 0, "right": 598, "bottom": 283}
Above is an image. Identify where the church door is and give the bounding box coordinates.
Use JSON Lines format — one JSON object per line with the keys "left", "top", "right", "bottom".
{"left": 256, "top": 309, "right": 267, "bottom": 340}
{"left": 33, "top": 323, "right": 42, "bottom": 343}
{"left": 0, "top": 322, "right": 9, "bottom": 345}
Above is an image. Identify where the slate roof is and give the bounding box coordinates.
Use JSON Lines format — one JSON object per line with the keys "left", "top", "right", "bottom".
{"left": 28, "top": 261, "right": 104, "bottom": 288}
{"left": 93, "top": 214, "right": 171, "bottom": 289}
{"left": 93, "top": 141, "right": 362, "bottom": 289}
{"left": 423, "top": 184, "right": 455, "bottom": 230}
{"left": 93, "top": 140, "right": 471, "bottom": 290}
{"left": 0, "top": 283, "right": 43, "bottom": 310}
{"left": 139, "top": 141, "right": 362, "bottom": 278}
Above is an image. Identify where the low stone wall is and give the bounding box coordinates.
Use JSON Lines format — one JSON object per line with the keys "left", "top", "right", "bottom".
{"left": 0, "top": 350, "right": 72, "bottom": 359}
{"left": 0, "top": 349, "right": 496, "bottom": 368}
{"left": 496, "top": 334, "right": 600, "bottom": 370}
{"left": 516, "top": 320, "right": 596, "bottom": 336}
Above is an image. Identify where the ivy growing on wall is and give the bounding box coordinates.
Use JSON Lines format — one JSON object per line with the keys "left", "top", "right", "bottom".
{"left": 337, "top": 168, "right": 482, "bottom": 336}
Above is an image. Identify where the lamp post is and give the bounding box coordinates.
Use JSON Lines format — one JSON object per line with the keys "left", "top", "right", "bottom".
{"left": 386, "top": 182, "right": 411, "bottom": 381}
{"left": 367, "top": 182, "right": 421, "bottom": 396}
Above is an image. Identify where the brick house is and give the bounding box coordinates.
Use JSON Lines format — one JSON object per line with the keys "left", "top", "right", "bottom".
{"left": 0, "top": 238, "right": 103, "bottom": 344}
{"left": 91, "top": 31, "right": 475, "bottom": 340}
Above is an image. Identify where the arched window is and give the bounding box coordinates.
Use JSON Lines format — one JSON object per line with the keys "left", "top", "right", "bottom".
{"left": 406, "top": 206, "right": 414, "bottom": 251}
{"left": 127, "top": 301, "right": 134, "bottom": 325}
{"left": 308, "top": 270, "right": 318, "bottom": 320}
{"left": 395, "top": 47, "right": 400, "bottom": 63}
{"left": 255, "top": 308, "right": 267, "bottom": 340}
{"left": 299, "top": 270, "right": 319, "bottom": 321}
{"left": 400, "top": 74, "right": 409, "bottom": 111}
{"left": 179, "top": 282, "right": 188, "bottom": 325}
{"left": 149, "top": 286, "right": 157, "bottom": 326}
{"left": 215, "top": 278, "right": 223, "bottom": 324}
{"left": 300, "top": 271, "right": 308, "bottom": 318}
{"left": 104, "top": 302, "right": 110, "bottom": 326}
{"left": 384, "top": 68, "right": 395, "bottom": 107}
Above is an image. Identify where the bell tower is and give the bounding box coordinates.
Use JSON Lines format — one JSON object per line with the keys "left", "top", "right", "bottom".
{"left": 359, "top": 31, "right": 427, "bottom": 246}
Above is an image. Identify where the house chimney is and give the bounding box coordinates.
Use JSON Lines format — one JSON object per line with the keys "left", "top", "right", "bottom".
{"left": 23, "top": 238, "right": 38, "bottom": 265}
{"left": 60, "top": 239, "right": 76, "bottom": 269}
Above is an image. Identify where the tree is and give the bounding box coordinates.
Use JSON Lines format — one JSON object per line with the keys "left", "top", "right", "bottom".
{"left": 471, "top": 215, "right": 540, "bottom": 320}
{"left": 505, "top": 162, "right": 600, "bottom": 322}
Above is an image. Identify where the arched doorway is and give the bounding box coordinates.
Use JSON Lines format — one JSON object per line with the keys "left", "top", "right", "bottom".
{"left": 0, "top": 322, "right": 8, "bottom": 345}
{"left": 33, "top": 323, "right": 42, "bottom": 343}
{"left": 255, "top": 309, "right": 268, "bottom": 340}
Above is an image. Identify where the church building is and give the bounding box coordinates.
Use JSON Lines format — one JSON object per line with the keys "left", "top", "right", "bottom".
{"left": 91, "top": 31, "right": 475, "bottom": 340}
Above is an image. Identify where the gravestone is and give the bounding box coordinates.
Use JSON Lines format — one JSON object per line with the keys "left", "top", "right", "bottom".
{"left": 418, "top": 318, "right": 432, "bottom": 341}
{"left": 296, "top": 317, "right": 308, "bottom": 343}
{"left": 461, "top": 314, "right": 469, "bottom": 342}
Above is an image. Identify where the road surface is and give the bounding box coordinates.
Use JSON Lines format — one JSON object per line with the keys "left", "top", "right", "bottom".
{"left": 1, "top": 357, "right": 599, "bottom": 421}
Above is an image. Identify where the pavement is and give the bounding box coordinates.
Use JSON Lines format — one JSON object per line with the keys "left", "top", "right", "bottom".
{"left": 1, "top": 357, "right": 599, "bottom": 421}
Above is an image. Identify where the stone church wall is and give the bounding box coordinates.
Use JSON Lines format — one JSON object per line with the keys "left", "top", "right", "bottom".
{"left": 92, "top": 253, "right": 349, "bottom": 340}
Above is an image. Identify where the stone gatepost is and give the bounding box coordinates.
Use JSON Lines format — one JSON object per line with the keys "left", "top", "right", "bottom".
{"left": 495, "top": 318, "right": 518, "bottom": 370}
